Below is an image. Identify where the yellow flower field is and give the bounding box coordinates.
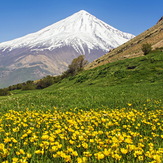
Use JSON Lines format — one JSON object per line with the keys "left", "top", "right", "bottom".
{"left": 0, "top": 107, "right": 163, "bottom": 163}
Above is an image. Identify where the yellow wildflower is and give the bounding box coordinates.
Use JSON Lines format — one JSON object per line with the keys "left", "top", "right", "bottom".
{"left": 120, "top": 148, "right": 128, "bottom": 154}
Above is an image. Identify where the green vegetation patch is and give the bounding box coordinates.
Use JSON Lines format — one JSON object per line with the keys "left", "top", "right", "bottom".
{"left": 0, "top": 51, "right": 162, "bottom": 112}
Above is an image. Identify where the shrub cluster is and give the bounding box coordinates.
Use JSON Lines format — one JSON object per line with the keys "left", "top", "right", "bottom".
{"left": 5, "top": 76, "right": 61, "bottom": 92}
{"left": 0, "top": 88, "right": 10, "bottom": 96}
{"left": 36, "top": 75, "right": 61, "bottom": 89}
{"left": 0, "top": 55, "right": 88, "bottom": 95}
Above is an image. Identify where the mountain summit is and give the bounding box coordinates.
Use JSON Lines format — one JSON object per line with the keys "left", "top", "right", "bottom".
{"left": 0, "top": 10, "right": 134, "bottom": 88}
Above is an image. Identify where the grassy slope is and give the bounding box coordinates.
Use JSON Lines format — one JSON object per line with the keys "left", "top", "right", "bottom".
{"left": 85, "top": 19, "right": 163, "bottom": 69}
{"left": 0, "top": 51, "right": 162, "bottom": 112}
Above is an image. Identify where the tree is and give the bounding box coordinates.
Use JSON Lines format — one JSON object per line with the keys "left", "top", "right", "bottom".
{"left": 63, "top": 55, "right": 88, "bottom": 77}
{"left": 0, "top": 88, "right": 10, "bottom": 96}
{"left": 36, "top": 75, "right": 54, "bottom": 89}
{"left": 141, "top": 43, "right": 152, "bottom": 55}
{"left": 21, "top": 81, "right": 36, "bottom": 90}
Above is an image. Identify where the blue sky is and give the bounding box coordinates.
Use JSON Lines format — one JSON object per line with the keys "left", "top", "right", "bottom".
{"left": 0, "top": 0, "right": 162, "bottom": 42}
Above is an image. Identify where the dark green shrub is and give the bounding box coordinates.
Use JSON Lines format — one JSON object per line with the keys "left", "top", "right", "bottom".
{"left": 21, "top": 80, "right": 36, "bottom": 90}
{"left": 8, "top": 83, "right": 24, "bottom": 91}
{"left": 0, "top": 88, "right": 10, "bottom": 96}
{"left": 21, "top": 84, "right": 36, "bottom": 90}
{"left": 36, "top": 75, "right": 54, "bottom": 89}
{"left": 141, "top": 43, "right": 152, "bottom": 55}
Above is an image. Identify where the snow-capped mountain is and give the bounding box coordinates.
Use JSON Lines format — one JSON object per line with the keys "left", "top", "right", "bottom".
{"left": 0, "top": 10, "right": 135, "bottom": 88}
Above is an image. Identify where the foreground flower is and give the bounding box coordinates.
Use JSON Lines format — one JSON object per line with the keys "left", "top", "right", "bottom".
{"left": 0, "top": 107, "right": 163, "bottom": 162}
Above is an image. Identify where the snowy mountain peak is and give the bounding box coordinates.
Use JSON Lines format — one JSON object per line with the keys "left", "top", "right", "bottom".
{"left": 74, "top": 10, "right": 90, "bottom": 15}
{"left": 0, "top": 10, "right": 135, "bottom": 53}
{"left": 72, "top": 10, "right": 95, "bottom": 18}
{"left": 0, "top": 10, "right": 135, "bottom": 87}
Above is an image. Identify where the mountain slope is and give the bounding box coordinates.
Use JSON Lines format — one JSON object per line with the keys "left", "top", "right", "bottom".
{"left": 0, "top": 10, "right": 134, "bottom": 88}
{"left": 85, "top": 16, "right": 163, "bottom": 69}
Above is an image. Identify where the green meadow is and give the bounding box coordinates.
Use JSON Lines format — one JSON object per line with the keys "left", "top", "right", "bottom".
{"left": 0, "top": 50, "right": 162, "bottom": 112}
{"left": 0, "top": 50, "right": 163, "bottom": 163}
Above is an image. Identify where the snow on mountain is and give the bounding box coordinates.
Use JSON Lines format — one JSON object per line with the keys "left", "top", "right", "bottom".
{"left": 0, "top": 10, "right": 134, "bottom": 53}
{"left": 0, "top": 10, "right": 135, "bottom": 88}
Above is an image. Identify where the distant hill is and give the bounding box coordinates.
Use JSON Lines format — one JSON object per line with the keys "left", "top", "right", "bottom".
{"left": 85, "top": 17, "right": 163, "bottom": 69}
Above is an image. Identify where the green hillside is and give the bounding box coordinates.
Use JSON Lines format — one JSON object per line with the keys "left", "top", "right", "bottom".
{"left": 0, "top": 50, "right": 163, "bottom": 163}
{"left": 0, "top": 50, "right": 162, "bottom": 112}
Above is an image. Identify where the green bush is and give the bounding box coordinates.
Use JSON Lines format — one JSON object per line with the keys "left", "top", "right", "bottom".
{"left": 21, "top": 84, "right": 36, "bottom": 90}
{"left": 36, "top": 76, "right": 55, "bottom": 89}
{"left": 141, "top": 43, "right": 152, "bottom": 55}
{"left": 63, "top": 55, "right": 88, "bottom": 77}
{"left": 21, "top": 80, "right": 36, "bottom": 90}
{"left": 8, "top": 83, "right": 24, "bottom": 91}
{"left": 0, "top": 88, "right": 10, "bottom": 96}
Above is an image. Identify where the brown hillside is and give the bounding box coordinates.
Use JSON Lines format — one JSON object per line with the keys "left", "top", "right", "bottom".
{"left": 85, "top": 17, "right": 163, "bottom": 69}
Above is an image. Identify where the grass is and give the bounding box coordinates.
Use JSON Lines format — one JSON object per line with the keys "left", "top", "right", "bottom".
{"left": 1, "top": 83, "right": 162, "bottom": 112}
{"left": 0, "top": 51, "right": 163, "bottom": 162}
{"left": 0, "top": 51, "right": 162, "bottom": 112}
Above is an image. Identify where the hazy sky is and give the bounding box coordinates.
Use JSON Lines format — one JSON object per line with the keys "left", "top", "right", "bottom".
{"left": 0, "top": 0, "right": 162, "bottom": 42}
